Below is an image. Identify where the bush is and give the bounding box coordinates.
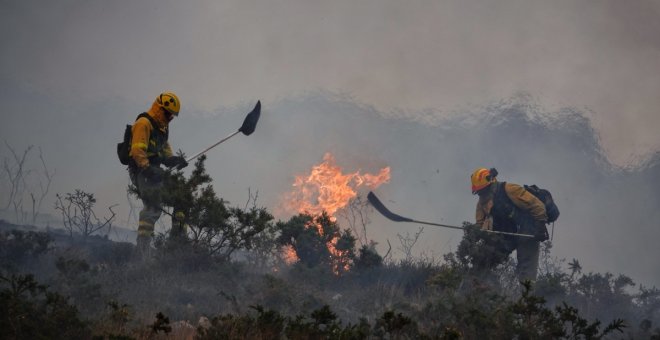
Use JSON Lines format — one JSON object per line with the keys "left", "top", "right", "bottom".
{"left": 143, "top": 156, "right": 273, "bottom": 261}
{"left": 0, "top": 229, "right": 52, "bottom": 271}
{"left": 197, "top": 305, "right": 417, "bottom": 339}
{"left": 277, "top": 212, "right": 356, "bottom": 275}
{"left": 354, "top": 243, "right": 383, "bottom": 271}
{"left": 0, "top": 273, "right": 90, "bottom": 339}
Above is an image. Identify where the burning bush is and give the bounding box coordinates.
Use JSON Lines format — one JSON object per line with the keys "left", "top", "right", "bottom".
{"left": 276, "top": 212, "right": 356, "bottom": 275}
{"left": 277, "top": 152, "right": 390, "bottom": 275}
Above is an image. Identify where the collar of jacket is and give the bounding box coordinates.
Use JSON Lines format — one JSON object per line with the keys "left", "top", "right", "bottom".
{"left": 478, "top": 181, "right": 497, "bottom": 199}
{"left": 477, "top": 182, "right": 499, "bottom": 216}
{"left": 146, "top": 101, "right": 169, "bottom": 130}
{"left": 477, "top": 182, "right": 495, "bottom": 206}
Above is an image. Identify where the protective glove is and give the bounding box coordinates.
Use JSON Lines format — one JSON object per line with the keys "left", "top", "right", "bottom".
{"left": 163, "top": 156, "right": 188, "bottom": 169}
{"left": 533, "top": 221, "right": 549, "bottom": 242}
{"left": 141, "top": 165, "right": 165, "bottom": 183}
{"left": 481, "top": 216, "right": 494, "bottom": 231}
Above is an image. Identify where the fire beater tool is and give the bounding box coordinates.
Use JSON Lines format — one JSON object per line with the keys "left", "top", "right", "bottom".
{"left": 178, "top": 100, "right": 261, "bottom": 169}
{"left": 367, "top": 191, "right": 534, "bottom": 238}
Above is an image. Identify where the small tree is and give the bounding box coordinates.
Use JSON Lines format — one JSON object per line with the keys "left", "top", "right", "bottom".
{"left": 455, "top": 222, "right": 514, "bottom": 272}
{"left": 337, "top": 195, "right": 373, "bottom": 247}
{"left": 354, "top": 242, "right": 383, "bottom": 271}
{"left": 241, "top": 190, "right": 282, "bottom": 269}
{"left": 396, "top": 227, "right": 424, "bottom": 263}
{"left": 152, "top": 156, "right": 272, "bottom": 261}
{"left": 277, "top": 212, "right": 356, "bottom": 274}
{"left": 55, "top": 190, "right": 116, "bottom": 239}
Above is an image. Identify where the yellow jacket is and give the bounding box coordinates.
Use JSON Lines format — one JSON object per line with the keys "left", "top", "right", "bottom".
{"left": 129, "top": 101, "right": 173, "bottom": 169}
{"left": 475, "top": 181, "right": 547, "bottom": 228}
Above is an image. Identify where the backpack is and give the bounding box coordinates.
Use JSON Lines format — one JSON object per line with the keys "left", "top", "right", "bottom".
{"left": 523, "top": 184, "right": 560, "bottom": 223}
{"left": 117, "top": 124, "right": 132, "bottom": 165}
{"left": 116, "top": 113, "right": 160, "bottom": 166}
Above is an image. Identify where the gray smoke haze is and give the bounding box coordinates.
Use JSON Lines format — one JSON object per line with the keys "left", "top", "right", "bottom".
{"left": 1, "top": 1, "right": 659, "bottom": 286}
{"left": 1, "top": 0, "right": 660, "bottom": 163}
{"left": 2, "top": 89, "right": 660, "bottom": 287}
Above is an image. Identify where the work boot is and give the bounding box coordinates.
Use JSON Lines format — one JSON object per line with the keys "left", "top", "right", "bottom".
{"left": 135, "top": 235, "right": 152, "bottom": 261}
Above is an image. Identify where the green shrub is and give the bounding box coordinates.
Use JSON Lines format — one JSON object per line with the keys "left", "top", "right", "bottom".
{"left": 0, "top": 273, "right": 90, "bottom": 339}
{"left": 0, "top": 230, "right": 52, "bottom": 271}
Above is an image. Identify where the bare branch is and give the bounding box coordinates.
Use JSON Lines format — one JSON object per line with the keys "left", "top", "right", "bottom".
{"left": 383, "top": 239, "right": 393, "bottom": 263}
{"left": 54, "top": 190, "right": 117, "bottom": 239}
{"left": 396, "top": 227, "right": 424, "bottom": 262}
{"left": 3, "top": 141, "right": 33, "bottom": 211}
{"left": 337, "top": 195, "right": 373, "bottom": 247}
{"left": 28, "top": 147, "right": 55, "bottom": 225}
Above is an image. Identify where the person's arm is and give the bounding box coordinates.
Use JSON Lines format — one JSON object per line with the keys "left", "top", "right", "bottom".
{"left": 130, "top": 118, "right": 151, "bottom": 169}
{"left": 475, "top": 198, "right": 494, "bottom": 230}
{"left": 505, "top": 183, "right": 547, "bottom": 223}
{"left": 160, "top": 141, "right": 188, "bottom": 169}
{"left": 162, "top": 141, "right": 173, "bottom": 159}
{"left": 475, "top": 203, "right": 485, "bottom": 227}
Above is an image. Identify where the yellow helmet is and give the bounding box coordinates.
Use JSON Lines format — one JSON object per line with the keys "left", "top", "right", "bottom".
{"left": 156, "top": 91, "right": 181, "bottom": 116}
{"left": 471, "top": 168, "right": 496, "bottom": 194}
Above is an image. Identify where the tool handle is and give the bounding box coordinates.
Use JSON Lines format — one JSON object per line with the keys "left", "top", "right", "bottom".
{"left": 185, "top": 130, "right": 241, "bottom": 163}
{"left": 412, "top": 219, "right": 534, "bottom": 238}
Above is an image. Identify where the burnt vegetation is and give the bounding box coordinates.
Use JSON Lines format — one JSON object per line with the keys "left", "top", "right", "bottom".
{"left": 0, "top": 157, "right": 658, "bottom": 339}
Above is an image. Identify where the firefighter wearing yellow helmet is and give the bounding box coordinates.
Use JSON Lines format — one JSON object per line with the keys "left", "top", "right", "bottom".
{"left": 471, "top": 167, "right": 548, "bottom": 283}
{"left": 129, "top": 91, "right": 188, "bottom": 258}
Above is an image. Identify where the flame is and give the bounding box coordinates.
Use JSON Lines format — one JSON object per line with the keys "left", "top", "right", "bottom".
{"left": 281, "top": 152, "right": 390, "bottom": 273}
{"left": 282, "top": 245, "right": 299, "bottom": 265}
{"left": 283, "top": 152, "right": 390, "bottom": 223}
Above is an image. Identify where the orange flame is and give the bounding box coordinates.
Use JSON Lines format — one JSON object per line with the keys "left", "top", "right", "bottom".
{"left": 283, "top": 152, "right": 390, "bottom": 223}
{"left": 281, "top": 152, "right": 390, "bottom": 273}
{"left": 282, "top": 244, "right": 299, "bottom": 265}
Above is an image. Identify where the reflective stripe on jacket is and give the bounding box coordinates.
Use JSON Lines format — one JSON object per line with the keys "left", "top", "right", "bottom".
{"left": 129, "top": 101, "right": 173, "bottom": 169}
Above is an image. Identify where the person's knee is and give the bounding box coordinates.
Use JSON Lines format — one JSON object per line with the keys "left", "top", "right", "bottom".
{"left": 137, "top": 228, "right": 153, "bottom": 237}
{"left": 137, "top": 218, "right": 155, "bottom": 235}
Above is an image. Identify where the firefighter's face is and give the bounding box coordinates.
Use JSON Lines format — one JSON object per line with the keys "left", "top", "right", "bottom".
{"left": 476, "top": 184, "right": 492, "bottom": 198}
{"left": 163, "top": 108, "right": 175, "bottom": 122}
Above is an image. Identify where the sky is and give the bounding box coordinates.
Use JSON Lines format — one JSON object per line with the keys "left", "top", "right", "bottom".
{"left": 1, "top": 1, "right": 660, "bottom": 283}
{"left": 2, "top": 0, "right": 660, "bottom": 163}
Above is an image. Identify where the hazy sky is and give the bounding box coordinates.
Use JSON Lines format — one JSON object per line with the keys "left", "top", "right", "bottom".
{"left": 2, "top": 0, "right": 659, "bottom": 164}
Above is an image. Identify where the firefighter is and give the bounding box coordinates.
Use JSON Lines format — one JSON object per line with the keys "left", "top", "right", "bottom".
{"left": 129, "top": 92, "right": 188, "bottom": 258}
{"left": 471, "top": 167, "right": 549, "bottom": 282}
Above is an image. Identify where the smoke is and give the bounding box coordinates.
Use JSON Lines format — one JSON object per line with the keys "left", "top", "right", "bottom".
{"left": 1, "top": 86, "right": 658, "bottom": 286}
{"left": 173, "top": 92, "right": 659, "bottom": 287}
{"left": 2, "top": 0, "right": 660, "bottom": 164}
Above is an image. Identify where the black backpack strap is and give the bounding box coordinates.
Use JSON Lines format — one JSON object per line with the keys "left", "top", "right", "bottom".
{"left": 494, "top": 182, "right": 512, "bottom": 207}
{"left": 136, "top": 112, "right": 149, "bottom": 121}
{"left": 491, "top": 181, "right": 520, "bottom": 231}
{"left": 135, "top": 112, "right": 168, "bottom": 140}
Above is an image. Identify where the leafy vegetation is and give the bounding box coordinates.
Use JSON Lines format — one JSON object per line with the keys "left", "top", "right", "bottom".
{"left": 1, "top": 158, "right": 659, "bottom": 339}
{"left": 0, "top": 273, "right": 90, "bottom": 339}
